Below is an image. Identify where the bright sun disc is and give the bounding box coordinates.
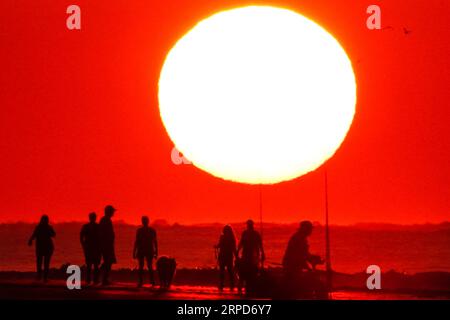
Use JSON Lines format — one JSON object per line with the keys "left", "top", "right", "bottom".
{"left": 158, "top": 6, "right": 356, "bottom": 184}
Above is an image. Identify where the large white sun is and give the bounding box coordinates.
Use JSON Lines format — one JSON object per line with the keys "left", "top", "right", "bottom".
{"left": 158, "top": 6, "right": 356, "bottom": 184}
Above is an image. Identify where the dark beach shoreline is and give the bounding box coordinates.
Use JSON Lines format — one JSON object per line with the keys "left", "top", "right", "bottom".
{"left": 0, "top": 268, "right": 449, "bottom": 300}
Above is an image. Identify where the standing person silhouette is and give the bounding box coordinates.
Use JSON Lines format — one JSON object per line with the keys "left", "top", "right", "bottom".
{"left": 133, "top": 216, "right": 158, "bottom": 287}
{"left": 80, "top": 212, "right": 101, "bottom": 285}
{"left": 215, "top": 225, "right": 237, "bottom": 291}
{"left": 237, "top": 219, "right": 265, "bottom": 294}
{"left": 28, "top": 215, "right": 55, "bottom": 282}
{"left": 99, "top": 205, "right": 117, "bottom": 286}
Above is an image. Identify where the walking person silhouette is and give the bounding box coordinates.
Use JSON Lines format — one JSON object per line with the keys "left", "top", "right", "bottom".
{"left": 80, "top": 212, "right": 101, "bottom": 285}
{"left": 28, "top": 215, "right": 55, "bottom": 282}
{"left": 215, "top": 225, "right": 237, "bottom": 291}
{"left": 237, "top": 219, "right": 265, "bottom": 294}
{"left": 99, "top": 205, "right": 117, "bottom": 286}
{"left": 133, "top": 216, "right": 158, "bottom": 287}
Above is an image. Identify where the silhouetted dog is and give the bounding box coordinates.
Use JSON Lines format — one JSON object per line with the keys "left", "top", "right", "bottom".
{"left": 156, "top": 256, "right": 176, "bottom": 289}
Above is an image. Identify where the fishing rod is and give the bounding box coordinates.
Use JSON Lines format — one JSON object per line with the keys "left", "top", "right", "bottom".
{"left": 259, "top": 184, "right": 264, "bottom": 269}
{"left": 324, "top": 170, "right": 333, "bottom": 298}
{"left": 259, "top": 184, "right": 263, "bottom": 237}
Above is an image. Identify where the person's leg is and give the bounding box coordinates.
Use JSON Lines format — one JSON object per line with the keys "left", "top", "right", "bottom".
{"left": 43, "top": 254, "right": 51, "bottom": 282}
{"left": 247, "top": 264, "right": 259, "bottom": 296}
{"left": 36, "top": 254, "right": 43, "bottom": 280}
{"left": 102, "top": 262, "right": 111, "bottom": 285}
{"left": 101, "top": 262, "right": 105, "bottom": 283}
{"left": 86, "top": 262, "right": 92, "bottom": 284}
{"left": 227, "top": 262, "right": 235, "bottom": 290}
{"left": 242, "top": 262, "right": 255, "bottom": 295}
{"left": 106, "top": 263, "right": 111, "bottom": 283}
{"left": 138, "top": 257, "right": 144, "bottom": 287}
{"left": 93, "top": 263, "right": 100, "bottom": 284}
{"left": 236, "top": 260, "right": 244, "bottom": 293}
{"left": 239, "top": 261, "right": 250, "bottom": 294}
{"left": 219, "top": 263, "right": 225, "bottom": 291}
{"left": 146, "top": 256, "right": 155, "bottom": 286}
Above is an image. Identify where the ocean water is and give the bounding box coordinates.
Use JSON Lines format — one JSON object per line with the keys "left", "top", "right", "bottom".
{"left": 0, "top": 223, "right": 449, "bottom": 273}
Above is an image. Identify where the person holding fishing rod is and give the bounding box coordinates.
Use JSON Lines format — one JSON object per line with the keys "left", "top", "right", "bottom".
{"left": 282, "top": 221, "right": 323, "bottom": 275}
{"left": 282, "top": 220, "right": 326, "bottom": 298}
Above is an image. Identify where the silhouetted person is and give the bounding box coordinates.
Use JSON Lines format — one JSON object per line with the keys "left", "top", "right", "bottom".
{"left": 215, "top": 225, "right": 237, "bottom": 291}
{"left": 133, "top": 216, "right": 158, "bottom": 287}
{"left": 28, "top": 215, "right": 55, "bottom": 282}
{"left": 237, "top": 219, "right": 265, "bottom": 293}
{"left": 80, "top": 212, "right": 101, "bottom": 284}
{"left": 99, "top": 205, "right": 117, "bottom": 286}
{"left": 282, "top": 221, "right": 323, "bottom": 277}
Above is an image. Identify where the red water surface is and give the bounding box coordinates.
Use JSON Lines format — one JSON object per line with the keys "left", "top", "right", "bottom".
{"left": 1, "top": 223, "right": 449, "bottom": 273}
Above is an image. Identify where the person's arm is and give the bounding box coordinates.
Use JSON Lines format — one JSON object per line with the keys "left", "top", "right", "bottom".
{"left": 133, "top": 230, "right": 138, "bottom": 259}
{"left": 259, "top": 235, "right": 265, "bottom": 262}
{"left": 302, "top": 242, "right": 312, "bottom": 270}
{"left": 153, "top": 230, "right": 158, "bottom": 258}
{"left": 237, "top": 236, "right": 243, "bottom": 256}
{"left": 305, "top": 243, "right": 313, "bottom": 263}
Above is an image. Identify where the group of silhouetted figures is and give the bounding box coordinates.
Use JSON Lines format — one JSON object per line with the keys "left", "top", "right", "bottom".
{"left": 29, "top": 205, "right": 325, "bottom": 296}
{"left": 28, "top": 205, "right": 120, "bottom": 285}
{"left": 29, "top": 205, "right": 158, "bottom": 287}
{"left": 215, "top": 219, "right": 325, "bottom": 296}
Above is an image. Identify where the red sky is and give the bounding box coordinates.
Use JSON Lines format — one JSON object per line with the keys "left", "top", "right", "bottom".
{"left": 0, "top": 0, "right": 449, "bottom": 224}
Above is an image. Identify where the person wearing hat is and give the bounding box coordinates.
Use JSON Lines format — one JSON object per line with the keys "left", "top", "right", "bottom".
{"left": 99, "top": 205, "right": 117, "bottom": 286}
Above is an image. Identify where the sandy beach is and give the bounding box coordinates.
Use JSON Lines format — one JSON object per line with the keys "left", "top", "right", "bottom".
{"left": 1, "top": 270, "right": 449, "bottom": 300}
{"left": 1, "top": 280, "right": 448, "bottom": 300}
